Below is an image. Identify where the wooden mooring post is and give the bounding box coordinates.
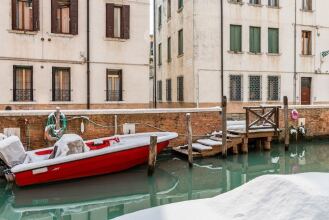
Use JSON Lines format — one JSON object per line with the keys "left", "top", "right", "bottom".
{"left": 186, "top": 113, "right": 193, "bottom": 167}
{"left": 284, "top": 96, "right": 290, "bottom": 151}
{"left": 222, "top": 96, "right": 228, "bottom": 158}
{"left": 148, "top": 135, "right": 157, "bottom": 176}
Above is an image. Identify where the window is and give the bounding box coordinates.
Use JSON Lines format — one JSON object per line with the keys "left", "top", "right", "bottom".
{"left": 229, "top": 0, "right": 243, "bottom": 3}
{"left": 106, "top": 70, "right": 123, "bottom": 101}
{"left": 13, "top": 66, "right": 33, "bottom": 102}
{"left": 178, "top": 0, "right": 183, "bottom": 10}
{"left": 106, "top": 4, "right": 130, "bottom": 39}
{"left": 249, "top": 0, "right": 261, "bottom": 5}
{"left": 177, "top": 76, "right": 184, "bottom": 102}
{"left": 268, "top": 0, "right": 279, "bottom": 7}
{"left": 249, "top": 76, "right": 262, "bottom": 101}
{"left": 302, "top": 0, "right": 312, "bottom": 11}
{"left": 167, "top": 37, "right": 172, "bottom": 61}
{"left": 158, "top": 43, "right": 162, "bottom": 65}
{"left": 250, "top": 26, "right": 261, "bottom": 53}
{"left": 52, "top": 67, "right": 71, "bottom": 102}
{"left": 230, "top": 75, "right": 242, "bottom": 101}
{"left": 51, "top": 0, "right": 78, "bottom": 35}
{"left": 157, "top": 80, "right": 162, "bottom": 101}
{"left": 167, "top": 0, "right": 171, "bottom": 19}
{"left": 268, "top": 76, "right": 280, "bottom": 101}
{"left": 230, "top": 25, "right": 242, "bottom": 52}
{"left": 301, "top": 31, "right": 312, "bottom": 55}
{"left": 12, "top": 0, "right": 39, "bottom": 31}
{"left": 158, "top": 6, "right": 162, "bottom": 29}
{"left": 166, "top": 79, "right": 172, "bottom": 101}
{"left": 268, "top": 28, "right": 279, "bottom": 54}
{"left": 178, "top": 29, "right": 184, "bottom": 55}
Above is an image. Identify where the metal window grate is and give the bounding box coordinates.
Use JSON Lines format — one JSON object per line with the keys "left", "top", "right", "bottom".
{"left": 177, "top": 76, "right": 184, "bottom": 102}
{"left": 229, "top": 75, "right": 242, "bottom": 101}
{"left": 249, "top": 75, "right": 262, "bottom": 101}
{"left": 166, "top": 79, "right": 172, "bottom": 102}
{"left": 268, "top": 76, "right": 280, "bottom": 101}
{"left": 157, "top": 80, "right": 162, "bottom": 101}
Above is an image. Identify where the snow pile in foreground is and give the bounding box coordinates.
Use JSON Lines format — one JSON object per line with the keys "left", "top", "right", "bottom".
{"left": 116, "top": 173, "right": 329, "bottom": 220}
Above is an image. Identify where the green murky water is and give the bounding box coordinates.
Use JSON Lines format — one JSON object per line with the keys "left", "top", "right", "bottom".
{"left": 1, "top": 140, "right": 329, "bottom": 220}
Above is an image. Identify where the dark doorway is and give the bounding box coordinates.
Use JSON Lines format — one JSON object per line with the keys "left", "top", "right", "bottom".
{"left": 301, "top": 77, "right": 312, "bottom": 105}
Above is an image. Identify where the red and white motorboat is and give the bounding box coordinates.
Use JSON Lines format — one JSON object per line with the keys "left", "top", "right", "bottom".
{"left": 0, "top": 132, "right": 178, "bottom": 187}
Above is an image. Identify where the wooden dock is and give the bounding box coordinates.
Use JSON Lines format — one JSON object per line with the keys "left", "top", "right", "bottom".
{"left": 173, "top": 102, "right": 283, "bottom": 158}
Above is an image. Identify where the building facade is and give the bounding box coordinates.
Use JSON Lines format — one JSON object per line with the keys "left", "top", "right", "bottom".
{"left": 155, "top": 0, "right": 329, "bottom": 112}
{"left": 0, "top": 0, "right": 150, "bottom": 110}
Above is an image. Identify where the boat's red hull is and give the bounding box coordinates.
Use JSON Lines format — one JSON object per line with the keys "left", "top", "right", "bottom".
{"left": 14, "top": 141, "right": 169, "bottom": 187}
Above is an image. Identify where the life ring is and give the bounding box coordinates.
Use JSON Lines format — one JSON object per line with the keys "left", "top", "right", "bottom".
{"left": 44, "top": 110, "right": 67, "bottom": 141}
{"left": 291, "top": 109, "right": 299, "bottom": 121}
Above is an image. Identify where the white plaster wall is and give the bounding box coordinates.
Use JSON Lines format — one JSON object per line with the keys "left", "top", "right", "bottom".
{"left": 157, "top": 0, "right": 329, "bottom": 105}
{"left": 0, "top": 0, "right": 150, "bottom": 107}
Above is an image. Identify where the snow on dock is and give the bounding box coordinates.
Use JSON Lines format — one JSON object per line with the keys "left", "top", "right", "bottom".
{"left": 115, "top": 173, "right": 329, "bottom": 220}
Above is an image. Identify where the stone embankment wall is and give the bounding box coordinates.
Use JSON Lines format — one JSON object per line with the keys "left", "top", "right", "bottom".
{"left": 0, "top": 108, "right": 221, "bottom": 149}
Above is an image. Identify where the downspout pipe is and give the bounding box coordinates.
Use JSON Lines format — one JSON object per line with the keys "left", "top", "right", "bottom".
{"left": 87, "top": 0, "right": 91, "bottom": 109}
{"left": 153, "top": 0, "right": 157, "bottom": 108}
{"left": 293, "top": 0, "right": 297, "bottom": 105}
{"left": 220, "top": 0, "right": 224, "bottom": 102}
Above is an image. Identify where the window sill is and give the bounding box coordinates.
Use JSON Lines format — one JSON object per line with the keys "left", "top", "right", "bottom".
{"left": 228, "top": 1, "right": 244, "bottom": 6}
{"left": 105, "top": 101, "right": 125, "bottom": 103}
{"left": 300, "top": 54, "right": 314, "bottom": 57}
{"left": 300, "top": 9, "right": 314, "bottom": 13}
{"left": 177, "top": 54, "right": 184, "bottom": 58}
{"left": 10, "top": 101, "right": 36, "bottom": 104}
{"left": 49, "top": 33, "right": 75, "bottom": 38}
{"left": 8, "top": 29, "right": 38, "bottom": 35}
{"left": 104, "top": 37, "right": 127, "bottom": 42}
{"left": 267, "top": 52, "right": 281, "bottom": 56}
{"left": 50, "top": 101, "right": 72, "bottom": 104}
{"left": 247, "top": 3, "right": 263, "bottom": 7}
{"left": 248, "top": 52, "right": 263, "bottom": 55}
{"left": 267, "top": 5, "right": 281, "bottom": 9}
{"left": 228, "top": 50, "right": 244, "bottom": 54}
{"left": 177, "top": 7, "right": 184, "bottom": 13}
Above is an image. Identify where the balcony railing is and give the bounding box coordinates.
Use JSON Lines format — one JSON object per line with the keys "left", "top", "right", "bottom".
{"left": 14, "top": 89, "right": 33, "bottom": 102}
{"left": 53, "top": 89, "right": 71, "bottom": 102}
{"left": 106, "top": 90, "right": 122, "bottom": 101}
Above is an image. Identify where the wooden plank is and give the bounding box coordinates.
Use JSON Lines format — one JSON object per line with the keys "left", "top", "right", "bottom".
{"left": 284, "top": 96, "right": 289, "bottom": 151}
{"left": 148, "top": 135, "right": 157, "bottom": 176}
{"left": 186, "top": 113, "right": 193, "bottom": 167}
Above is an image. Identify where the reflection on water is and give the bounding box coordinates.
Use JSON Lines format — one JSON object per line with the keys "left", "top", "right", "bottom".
{"left": 1, "top": 140, "right": 329, "bottom": 219}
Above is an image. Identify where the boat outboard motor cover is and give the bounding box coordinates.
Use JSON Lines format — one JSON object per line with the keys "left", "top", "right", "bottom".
{"left": 50, "top": 134, "right": 90, "bottom": 159}
{"left": 0, "top": 136, "right": 26, "bottom": 167}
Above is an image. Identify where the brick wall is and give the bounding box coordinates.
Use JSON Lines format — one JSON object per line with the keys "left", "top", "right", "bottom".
{"left": 0, "top": 108, "right": 221, "bottom": 149}
{"left": 280, "top": 106, "right": 329, "bottom": 138}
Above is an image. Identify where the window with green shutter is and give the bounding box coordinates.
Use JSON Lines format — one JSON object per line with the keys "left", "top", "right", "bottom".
{"left": 158, "top": 43, "right": 162, "bottom": 65}
{"left": 178, "top": 29, "right": 183, "bottom": 55}
{"left": 167, "top": 37, "right": 171, "bottom": 61}
{"left": 268, "top": 28, "right": 279, "bottom": 54}
{"left": 230, "top": 25, "right": 242, "bottom": 52}
{"left": 250, "top": 26, "right": 261, "bottom": 53}
{"left": 178, "top": 0, "right": 183, "bottom": 10}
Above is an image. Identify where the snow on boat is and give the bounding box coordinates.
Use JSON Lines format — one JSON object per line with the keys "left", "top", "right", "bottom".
{"left": 0, "top": 132, "right": 178, "bottom": 187}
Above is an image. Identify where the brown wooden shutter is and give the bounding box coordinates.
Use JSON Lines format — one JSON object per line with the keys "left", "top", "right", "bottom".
{"left": 12, "top": 0, "right": 17, "bottom": 30}
{"left": 122, "top": 5, "right": 130, "bottom": 39}
{"left": 106, "top": 4, "right": 114, "bottom": 38}
{"left": 70, "top": 0, "right": 79, "bottom": 35}
{"left": 32, "top": 0, "right": 40, "bottom": 31}
{"left": 51, "top": 0, "right": 58, "bottom": 33}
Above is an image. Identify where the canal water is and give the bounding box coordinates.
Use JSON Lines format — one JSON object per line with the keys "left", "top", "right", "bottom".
{"left": 1, "top": 140, "right": 329, "bottom": 220}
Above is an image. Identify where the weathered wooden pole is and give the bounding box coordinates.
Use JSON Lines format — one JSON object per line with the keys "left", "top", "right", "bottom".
{"left": 114, "top": 115, "right": 118, "bottom": 135}
{"left": 284, "top": 96, "right": 289, "bottom": 151}
{"left": 186, "top": 113, "right": 193, "bottom": 167}
{"left": 222, "top": 96, "right": 228, "bottom": 158}
{"left": 148, "top": 135, "right": 157, "bottom": 176}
